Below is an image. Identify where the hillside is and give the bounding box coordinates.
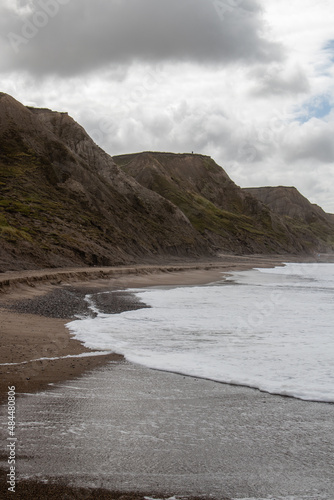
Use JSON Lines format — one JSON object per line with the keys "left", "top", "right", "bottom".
{"left": 1, "top": 93, "right": 333, "bottom": 272}
{"left": 114, "top": 152, "right": 334, "bottom": 254}
{"left": 0, "top": 93, "right": 206, "bottom": 271}
{"left": 243, "top": 186, "right": 331, "bottom": 223}
{"left": 244, "top": 187, "right": 334, "bottom": 251}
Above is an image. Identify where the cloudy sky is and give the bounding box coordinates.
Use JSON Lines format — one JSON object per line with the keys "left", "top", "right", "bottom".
{"left": 1, "top": 0, "right": 334, "bottom": 212}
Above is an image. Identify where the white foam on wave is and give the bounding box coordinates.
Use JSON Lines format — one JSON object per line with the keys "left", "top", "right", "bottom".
{"left": 0, "top": 351, "right": 112, "bottom": 366}
{"left": 233, "top": 496, "right": 327, "bottom": 500}
{"left": 67, "top": 263, "right": 334, "bottom": 403}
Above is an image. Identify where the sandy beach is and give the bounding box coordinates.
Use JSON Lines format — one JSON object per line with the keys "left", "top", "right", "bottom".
{"left": 1, "top": 255, "right": 333, "bottom": 499}
{"left": 0, "top": 256, "right": 289, "bottom": 403}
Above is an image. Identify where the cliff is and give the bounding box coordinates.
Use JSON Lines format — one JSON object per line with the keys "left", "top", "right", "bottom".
{"left": 244, "top": 186, "right": 334, "bottom": 252}
{"left": 0, "top": 94, "right": 206, "bottom": 271}
{"left": 0, "top": 93, "right": 333, "bottom": 271}
{"left": 115, "top": 152, "right": 334, "bottom": 254}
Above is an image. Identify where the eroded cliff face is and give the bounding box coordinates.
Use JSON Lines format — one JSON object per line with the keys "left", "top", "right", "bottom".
{"left": 243, "top": 187, "right": 331, "bottom": 223}
{"left": 0, "top": 93, "right": 333, "bottom": 272}
{"left": 244, "top": 187, "right": 334, "bottom": 251}
{"left": 0, "top": 94, "right": 206, "bottom": 271}
{"left": 114, "top": 152, "right": 334, "bottom": 254}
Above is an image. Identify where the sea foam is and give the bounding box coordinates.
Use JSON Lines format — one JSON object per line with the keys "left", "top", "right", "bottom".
{"left": 67, "top": 263, "right": 334, "bottom": 402}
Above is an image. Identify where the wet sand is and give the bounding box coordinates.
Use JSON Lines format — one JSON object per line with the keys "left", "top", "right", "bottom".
{"left": 0, "top": 256, "right": 288, "bottom": 403}
{"left": 6, "top": 362, "right": 333, "bottom": 500}
{"left": 1, "top": 256, "right": 333, "bottom": 499}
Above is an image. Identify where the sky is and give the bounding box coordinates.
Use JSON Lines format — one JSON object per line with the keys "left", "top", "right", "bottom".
{"left": 1, "top": 0, "right": 334, "bottom": 212}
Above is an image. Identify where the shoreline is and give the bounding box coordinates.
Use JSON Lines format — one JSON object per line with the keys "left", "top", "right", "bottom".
{"left": 0, "top": 255, "right": 293, "bottom": 397}
{"left": 1, "top": 255, "right": 332, "bottom": 499}
{"left": 0, "top": 254, "right": 297, "bottom": 293}
{"left": 1, "top": 253, "right": 330, "bottom": 404}
{"left": 3, "top": 251, "right": 331, "bottom": 293}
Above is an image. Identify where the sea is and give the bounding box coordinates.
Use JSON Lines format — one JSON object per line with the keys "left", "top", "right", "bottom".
{"left": 2, "top": 262, "right": 334, "bottom": 498}
{"left": 68, "top": 262, "right": 334, "bottom": 403}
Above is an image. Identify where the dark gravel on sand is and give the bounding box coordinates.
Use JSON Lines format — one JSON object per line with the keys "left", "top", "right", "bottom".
{"left": 4, "top": 286, "right": 150, "bottom": 319}
{"left": 0, "top": 474, "right": 222, "bottom": 500}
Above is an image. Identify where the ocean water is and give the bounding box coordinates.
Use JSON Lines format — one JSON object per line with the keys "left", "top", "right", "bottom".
{"left": 67, "top": 263, "right": 334, "bottom": 403}
{"left": 3, "top": 363, "right": 334, "bottom": 498}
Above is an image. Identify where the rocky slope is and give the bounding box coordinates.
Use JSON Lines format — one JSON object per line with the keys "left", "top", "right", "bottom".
{"left": 114, "top": 152, "right": 334, "bottom": 254}
{"left": 244, "top": 187, "right": 334, "bottom": 251}
{"left": 1, "top": 93, "right": 333, "bottom": 272}
{"left": 243, "top": 186, "right": 331, "bottom": 223}
{"left": 0, "top": 93, "right": 206, "bottom": 271}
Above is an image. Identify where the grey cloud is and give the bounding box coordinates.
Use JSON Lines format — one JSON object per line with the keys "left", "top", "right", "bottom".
{"left": 249, "top": 64, "right": 310, "bottom": 96}
{"left": 1, "top": 0, "right": 283, "bottom": 76}
{"left": 86, "top": 103, "right": 268, "bottom": 167}
{"left": 283, "top": 125, "right": 334, "bottom": 164}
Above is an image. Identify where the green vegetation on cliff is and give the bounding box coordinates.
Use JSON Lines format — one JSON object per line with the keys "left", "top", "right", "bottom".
{"left": 1, "top": 94, "right": 333, "bottom": 271}
{"left": 115, "top": 152, "right": 333, "bottom": 254}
